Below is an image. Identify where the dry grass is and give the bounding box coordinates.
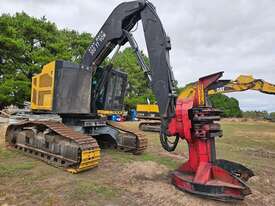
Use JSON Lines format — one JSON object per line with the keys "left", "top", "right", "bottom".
{"left": 0, "top": 119, "right": 275, "bottom": 205}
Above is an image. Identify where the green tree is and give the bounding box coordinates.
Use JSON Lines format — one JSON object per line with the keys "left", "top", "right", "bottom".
{"left": 112, "top": 48, "right": 155, "bottom": 109}
{"left": 0, "top": 12, "right": 92, "bottom": 108}
{"left": 209, "top": 94, "right": 242, "bottom": 117}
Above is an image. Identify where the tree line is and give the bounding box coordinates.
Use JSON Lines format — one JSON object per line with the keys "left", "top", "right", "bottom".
{"left": 0, "top": 12, "right": 92, "bottom": 108}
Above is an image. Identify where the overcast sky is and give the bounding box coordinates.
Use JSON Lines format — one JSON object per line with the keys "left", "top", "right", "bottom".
{"left": 1, "top": 0, "right": 275, "bottom": 111}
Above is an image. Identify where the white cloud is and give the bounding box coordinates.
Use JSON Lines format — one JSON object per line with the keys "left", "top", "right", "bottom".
{"left": 1, "top": 0, "right": 274, "bottom": 111}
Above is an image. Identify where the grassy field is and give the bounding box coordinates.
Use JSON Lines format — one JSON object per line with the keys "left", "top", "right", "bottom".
{"left": 0, "top": 119, "right": 275, "bottom": 206}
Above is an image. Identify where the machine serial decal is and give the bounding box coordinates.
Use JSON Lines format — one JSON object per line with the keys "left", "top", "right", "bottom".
{"left": 88, "top": 30, "right": 106, "bottom": 56}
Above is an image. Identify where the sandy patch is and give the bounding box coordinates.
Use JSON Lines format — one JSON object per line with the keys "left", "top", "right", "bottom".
{"left": 121, "top": 161, "right": 169, "bottom": 180}
{"left": 115, "top": 161, "right": 254, "bottom": 206}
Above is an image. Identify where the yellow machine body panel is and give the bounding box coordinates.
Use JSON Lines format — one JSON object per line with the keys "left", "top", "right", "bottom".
{"left": 31, "top": 61, "right": 55, "bottom": 111}
{"left": 235, "top": 75, "right": 254, "bottom": 84}
{"left": 136, "top": 104, "right": 159, "bottom": 113}
{"left": 97, "top": 109, "right": 127, "bottom": 117}
{"left": 178, "top": 83, "right": 197, "bottom": 100}
{"left": 66, "top": 148, "right": 101, "bottom": 174}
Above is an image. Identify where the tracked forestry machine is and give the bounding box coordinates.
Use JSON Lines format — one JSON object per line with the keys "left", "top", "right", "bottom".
{"left": 6, "top": 0, "right": 255, "bottom": 201}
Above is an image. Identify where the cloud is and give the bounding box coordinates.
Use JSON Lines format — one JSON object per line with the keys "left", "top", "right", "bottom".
{"left": 1, "top": 0, "right": 275, "bottom": 111}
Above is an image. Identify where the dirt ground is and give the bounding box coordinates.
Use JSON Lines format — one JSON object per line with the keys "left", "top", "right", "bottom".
{"left": 0, "top": 119, "right": 275, "bottom": 206}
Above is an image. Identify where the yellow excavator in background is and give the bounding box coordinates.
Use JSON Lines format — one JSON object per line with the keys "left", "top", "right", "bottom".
{"left": 136, "top": 104, "right": 159, "bottom": 119}
{"left": 138, "top": 74, "right": 275, "bottom": 132}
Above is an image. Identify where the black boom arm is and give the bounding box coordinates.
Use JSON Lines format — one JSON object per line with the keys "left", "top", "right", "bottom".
{"left": 82, "top": 0, "right": 177, "bottom": 120}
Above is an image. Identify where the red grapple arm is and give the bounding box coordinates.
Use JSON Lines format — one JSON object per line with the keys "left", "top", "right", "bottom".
{"left": 167, "top": 72, "right": 254, "bottom": 201}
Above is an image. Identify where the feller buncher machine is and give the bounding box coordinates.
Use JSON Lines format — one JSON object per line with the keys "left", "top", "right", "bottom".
{"left": 139, "top": 74, "right": 275, "bottom": 132}
{"left": 6, "top": 0, "right": 256, "bottom": 201}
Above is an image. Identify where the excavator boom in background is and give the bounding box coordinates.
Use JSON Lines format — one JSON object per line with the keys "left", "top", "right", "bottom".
{"left": 208, "top": 74, "right": 275, "bottom": 95}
